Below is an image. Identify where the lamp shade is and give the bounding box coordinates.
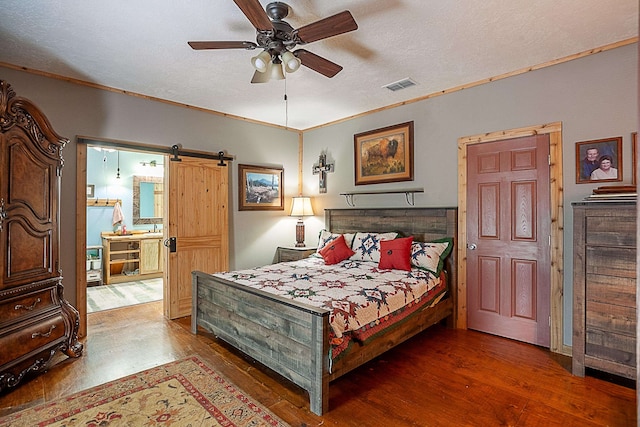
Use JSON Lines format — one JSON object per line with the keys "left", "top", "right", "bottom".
{"left": 281, "top": 50, "right": 301, "bottom": 73}
{"left": 270, "top": 60, "right": 285, "bottom": 80}
{"left": 251, "top": 62, "right": 272, "bottom": 83}
{"left": 251, "top": 50, "right": 272, "bottom": 73}
{"left": 290, "top": 196, "right": 314, "bottom": 217}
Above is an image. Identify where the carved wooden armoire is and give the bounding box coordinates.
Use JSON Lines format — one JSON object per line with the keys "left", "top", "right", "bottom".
{"left": 0, "top": 80, "right": 83, "bottom": 391}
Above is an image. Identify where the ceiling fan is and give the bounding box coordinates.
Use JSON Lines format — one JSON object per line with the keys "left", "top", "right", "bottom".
{"left": 188, "top": 0, "right": 358, "bottom": 83}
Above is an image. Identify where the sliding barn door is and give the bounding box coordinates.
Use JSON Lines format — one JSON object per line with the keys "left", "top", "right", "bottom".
{"left": 165, "top": 156, "right": 229, "bottom": 319}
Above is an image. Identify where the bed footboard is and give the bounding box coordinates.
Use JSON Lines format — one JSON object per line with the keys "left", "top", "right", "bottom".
{"left": 192, "top": 271, "right": 331, "bottom": 415}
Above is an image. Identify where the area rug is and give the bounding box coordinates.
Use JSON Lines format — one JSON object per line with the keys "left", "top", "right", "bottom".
{"left": 0, "top": 356, "right": 290, "bottom": 427}
{"left": 87, "top": 278, "right": 163, "bottom": 313}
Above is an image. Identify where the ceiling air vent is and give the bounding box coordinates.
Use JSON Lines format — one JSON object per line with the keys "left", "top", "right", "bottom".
{"left": 383, "top": 78, "right": 417, "bottom": 92}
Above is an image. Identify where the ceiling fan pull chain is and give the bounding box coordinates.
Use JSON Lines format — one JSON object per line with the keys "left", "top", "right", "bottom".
{"left": 284, "top": 78, "right": 288, "bottom": 128}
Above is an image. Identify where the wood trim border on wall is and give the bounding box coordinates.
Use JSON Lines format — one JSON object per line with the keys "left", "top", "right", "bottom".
{"left": 298, "top": 131, "right": 304, "bottom": 195}
{"left": 75, "top": 143, "right": 88, "bottom": 337}
{"left": 3, "top": 38, "right": 634, "bottom": 134}
{"left": 303, "top": 38, "right": 636, "bottom": 132}
{"left": 457, "top": 122, "right": 566, "bottom": 355}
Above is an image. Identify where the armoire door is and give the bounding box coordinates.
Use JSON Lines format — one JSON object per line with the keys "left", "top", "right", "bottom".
{"left": 0, "top": 128, "right": 58, "bottom": 289}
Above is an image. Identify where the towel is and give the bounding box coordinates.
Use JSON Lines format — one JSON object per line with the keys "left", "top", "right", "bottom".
{"left": 112, "top": 201, "right": 125, "bottom": 226}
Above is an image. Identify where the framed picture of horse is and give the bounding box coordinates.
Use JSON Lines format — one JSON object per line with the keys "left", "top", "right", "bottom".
{"left": 354, "top": 121, "right": 414, "bottom": 185}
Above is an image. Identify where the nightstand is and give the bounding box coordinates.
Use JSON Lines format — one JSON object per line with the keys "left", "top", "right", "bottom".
{"left": 276, "top": 246, "right": 316, "bottom": 263}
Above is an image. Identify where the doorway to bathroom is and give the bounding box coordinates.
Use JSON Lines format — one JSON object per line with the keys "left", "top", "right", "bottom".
{"left": 83, "top": 142, "right": 166, "bottom": 314}
{"left": 76, "top": 137, "right": 232, "bottom": 337}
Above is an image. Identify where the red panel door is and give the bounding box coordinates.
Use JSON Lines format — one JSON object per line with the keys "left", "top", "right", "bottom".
{"left": 466, "top": 135, "right": 551, "bottom": 347}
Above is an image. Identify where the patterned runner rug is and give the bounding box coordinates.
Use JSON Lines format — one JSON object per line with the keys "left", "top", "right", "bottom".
{"left": 0, "top": 356, "right": 290, "bottom": 427}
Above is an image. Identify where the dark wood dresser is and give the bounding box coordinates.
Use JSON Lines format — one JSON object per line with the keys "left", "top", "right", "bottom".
{"left": 572, "top": 200, "right": 636, "bottom": 379}
{"left": 0, "top": 80, "right": 83, "bottom": 391}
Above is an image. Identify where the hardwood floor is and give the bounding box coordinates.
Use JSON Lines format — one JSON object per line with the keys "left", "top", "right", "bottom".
{"left": 0, "top": 301, "right": 635, "bottom": 426}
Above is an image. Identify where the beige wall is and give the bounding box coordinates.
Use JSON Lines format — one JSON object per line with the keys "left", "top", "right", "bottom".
{"left": 302, "top": 43, "right": 638, "bottom": 346}
{"left": 0, "top": 66, "right": 300, "bottom": 304}
{"left": 1, "top": 42, "right": 636, "bottom": 346}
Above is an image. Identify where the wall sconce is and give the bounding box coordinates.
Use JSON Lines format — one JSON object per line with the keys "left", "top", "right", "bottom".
{"left": 290, "top": 196, "right": 314, "bottom": 247}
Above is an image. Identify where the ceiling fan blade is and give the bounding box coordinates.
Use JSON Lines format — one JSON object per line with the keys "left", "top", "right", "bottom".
{"left": 188, "top": 41, "right": 257, "bottom": 50}
{"left": 294, "top": 49, "right": 343, "bottom": 78}
{"left": 233, "top": 0, "right": 274, "bottom": 31}
{"left": 295, "top": 10, "right": 358, "bottom": 44}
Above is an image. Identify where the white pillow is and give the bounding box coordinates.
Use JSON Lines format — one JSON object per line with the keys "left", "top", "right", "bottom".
{"left": 350, "top": 232, "right": 398, "bottom": 263}
{"left": 410, "top": 239, "right": 453, "bottom": 274}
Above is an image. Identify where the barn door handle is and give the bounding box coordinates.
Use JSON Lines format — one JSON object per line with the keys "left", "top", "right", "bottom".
{"left": 164, "top": 237, "right": 176, "bottom": 253}
{"left": 467, "top": 243, "right": 477, "bottom": 250}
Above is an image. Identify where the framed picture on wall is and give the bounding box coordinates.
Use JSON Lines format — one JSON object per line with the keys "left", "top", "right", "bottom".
{"left": 238, "top": 164, "right": 284, "bottom": 211}
{"left": 354, "top": 121, "right": 414, "bottom": 185}
{"left": 575, "top": 136, "right": 622, "bottom": 184}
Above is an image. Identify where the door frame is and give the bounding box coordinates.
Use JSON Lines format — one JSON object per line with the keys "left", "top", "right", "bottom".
{"left": 457, "top": 122, "right": 566, "bottom": 354}
{"left": 75, "top": 137, "right": 169, "bottom": 337}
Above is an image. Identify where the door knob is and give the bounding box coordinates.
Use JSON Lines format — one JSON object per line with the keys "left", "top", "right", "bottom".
{"left": 467, "top": 243, "right": 477, "bottom": 250}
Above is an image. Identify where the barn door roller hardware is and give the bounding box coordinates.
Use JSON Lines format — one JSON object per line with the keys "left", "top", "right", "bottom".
{"left": 77, "top": 138, "right": 234, "bottom": 164}
{"left": 169, "top": 145, "right": 233, "bottom": 165}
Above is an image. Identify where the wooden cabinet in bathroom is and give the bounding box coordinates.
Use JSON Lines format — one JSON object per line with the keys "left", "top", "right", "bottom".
{"left": 102, "top": 233, "right": 163, "bottom": 284}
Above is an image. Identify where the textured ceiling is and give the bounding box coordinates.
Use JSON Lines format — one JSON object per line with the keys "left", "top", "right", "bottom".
{"left": 0, "top": 0, "right": 637, "bottom": 130}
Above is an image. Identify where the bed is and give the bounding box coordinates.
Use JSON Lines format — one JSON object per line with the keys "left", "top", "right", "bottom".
{"left": 191, "top": 207, "right": 457, "bottom": 415}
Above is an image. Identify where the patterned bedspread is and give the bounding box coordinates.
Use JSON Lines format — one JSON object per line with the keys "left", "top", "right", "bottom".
{"left": 213, "top": 255, "right": 447, "bottom": 359}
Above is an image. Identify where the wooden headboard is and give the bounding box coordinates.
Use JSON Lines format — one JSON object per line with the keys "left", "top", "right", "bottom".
{"left": 325, "top": 207, "right": 458, "bottom": 324}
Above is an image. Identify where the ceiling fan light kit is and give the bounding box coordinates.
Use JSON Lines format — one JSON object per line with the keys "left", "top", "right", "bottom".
{"left": 251, "top": 50, "right": 272, "bottom": 73}
{"left": 281, "top": 50, "right": 301, "bottom": 73}
{"left": 189, "top": 0, "right": 358, "bottom": 83}
{"left": 251, "top": 67, "right": 270, "bottom": 83}
{"left": 269, "top": 58, "right": 286, "bottom": 80}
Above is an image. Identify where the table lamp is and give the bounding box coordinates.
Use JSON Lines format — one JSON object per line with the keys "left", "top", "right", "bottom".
{"left": 290, "top": 196, "right": 314, "bottom": 247}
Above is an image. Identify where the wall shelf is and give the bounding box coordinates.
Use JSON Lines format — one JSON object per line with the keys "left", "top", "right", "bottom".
{"left": 339, "top": 188, "right": 424, "bottom": 207}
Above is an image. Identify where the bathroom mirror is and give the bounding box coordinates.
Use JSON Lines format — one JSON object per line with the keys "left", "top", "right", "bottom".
{"left": 133, "top": 175, "right": 163, "bottom": 225}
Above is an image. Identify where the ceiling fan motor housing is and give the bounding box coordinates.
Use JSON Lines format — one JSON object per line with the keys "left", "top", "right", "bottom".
{"left": 257, "top": 2, "right": 297, "bottom": 55}
{"left": 266, "top": 2, "right": 290, "bottom": 21}
{"left": 257, "top": 20, "right": 296, "bottom": 54}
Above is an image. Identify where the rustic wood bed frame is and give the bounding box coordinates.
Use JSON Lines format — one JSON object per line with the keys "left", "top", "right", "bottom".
{"left": 191, "top": 207, "right": 458, "bottom": 415}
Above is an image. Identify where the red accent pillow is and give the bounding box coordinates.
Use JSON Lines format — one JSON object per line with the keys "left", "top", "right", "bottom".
{"left": 378, "top": 237, "right": 413, "bottom": 271}
{"left": 319, "top": 234, "right": 355, "bottom": 265}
